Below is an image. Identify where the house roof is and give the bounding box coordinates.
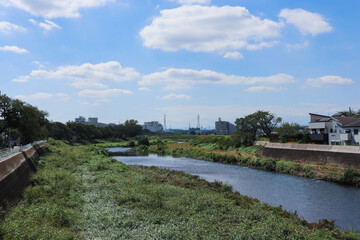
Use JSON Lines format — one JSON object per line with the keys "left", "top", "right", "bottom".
{"left": 344, "top": 119, "right": 360, "bottom": 128}
{"left": 317, "top": 117, "right": 332, "bottom": 122}
{"left": 334, "top": 117, "right": 360, "bottom": 126}
{"left": 309, "top": 113, "right": 330, "bottom": 118}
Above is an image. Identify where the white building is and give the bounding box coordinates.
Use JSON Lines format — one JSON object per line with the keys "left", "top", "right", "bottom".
{"left": 308, "top": 113, "right": 360, "bottom": 145}
{"left": 142, "top": 121, "right": 163, "bottom": 132}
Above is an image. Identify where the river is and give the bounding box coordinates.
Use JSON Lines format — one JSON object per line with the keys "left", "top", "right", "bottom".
{"left": 108, "top": 147, "right": 360, "bottom": 232}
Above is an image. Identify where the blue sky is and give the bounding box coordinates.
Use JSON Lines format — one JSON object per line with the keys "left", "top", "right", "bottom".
{"left": 1, "top": 0, "right": 359, "bottom": 129}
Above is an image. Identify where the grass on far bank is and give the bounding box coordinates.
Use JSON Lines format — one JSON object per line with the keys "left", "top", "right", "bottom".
{"left": 143, "top": 142, "right": 360, "bottom": 188}
{"left": 1, "top": 140, "right": 359, "bottom": 239}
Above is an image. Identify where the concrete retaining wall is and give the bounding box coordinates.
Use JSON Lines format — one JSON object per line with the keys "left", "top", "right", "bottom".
{"left": 0, "top": 144, "right": 44, "bottom": 207}
{"left": 258, "top": 142, "right": 360, "bottom": 169}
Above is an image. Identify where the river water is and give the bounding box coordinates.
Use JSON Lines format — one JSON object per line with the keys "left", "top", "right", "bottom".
{"left": 108, "top": 147, "right": 360, "bottom": 232}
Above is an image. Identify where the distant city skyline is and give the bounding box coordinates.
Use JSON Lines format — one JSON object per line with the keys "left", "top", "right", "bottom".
{"left": 1, "top": 0, "right": 359, "bottom": 128}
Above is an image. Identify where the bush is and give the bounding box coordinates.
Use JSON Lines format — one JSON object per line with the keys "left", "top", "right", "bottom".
{"left": 138, "top": 136, "right": 150, "bottom": 146}
{"left": 341, "top": 169, "right": 360, "bottom": 185}
{"left": 129, "top": 141, "right": 135, "bottom": 147}
{"left": 303, "top": 166, "right": 315, "bottom": 178}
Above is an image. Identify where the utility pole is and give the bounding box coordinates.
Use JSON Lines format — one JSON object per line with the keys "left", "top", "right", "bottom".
{"left": 163, "top": 114, "right": 167, "bottom": 133}
{"left": 196, "top": 114, "right": 201, "bottom": 135}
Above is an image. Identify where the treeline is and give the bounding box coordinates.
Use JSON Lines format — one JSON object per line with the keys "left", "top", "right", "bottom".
{"left": 0, "top": 93, "right": 143, "bottom": 146}
{"left": 48, "top": 120, "right": 142, "bottom": 141}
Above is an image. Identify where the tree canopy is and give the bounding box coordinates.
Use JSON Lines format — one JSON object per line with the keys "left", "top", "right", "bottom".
{"left": 0, "top": 93, "right": 49, "bottom": 144}
{"left": 235, "top": 110, "right": 282, "bottom": 140}
{"left": 336, "top": 108, "right": 360, "bottom": 118}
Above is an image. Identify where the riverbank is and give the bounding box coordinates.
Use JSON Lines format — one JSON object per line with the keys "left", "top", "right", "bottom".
{"left": 143, "top": 142, "right": 360, "bottom": 188}
{"left": 1, "top": 140, "right": 359, "bottom": 239}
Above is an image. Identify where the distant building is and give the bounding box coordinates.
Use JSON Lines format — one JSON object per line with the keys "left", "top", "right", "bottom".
{"left": 215, "top": 118, "right": 237, "bottom": 135}
{"left": 142, "top": 121, "right": 163, "bottom": 132}
{"left": 87, "top": 117, "right": 98, "bottom": 125}
{"left": 73, "top": 116, "right": 110, "bottom": 128}
{"left": 75, "top": 116, "right": 86, "bottom": 123}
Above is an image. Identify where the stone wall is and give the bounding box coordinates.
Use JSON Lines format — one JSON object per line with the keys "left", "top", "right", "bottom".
{"left": 258, "top": 142, "right": 360, "bottom": 169}
{"left": 0, "top": 144, "right": 44, "bottom": 208}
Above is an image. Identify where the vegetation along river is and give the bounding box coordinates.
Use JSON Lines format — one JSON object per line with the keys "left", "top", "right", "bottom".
{"left": 108, "top": 147, "right": 360, "bottom": 232}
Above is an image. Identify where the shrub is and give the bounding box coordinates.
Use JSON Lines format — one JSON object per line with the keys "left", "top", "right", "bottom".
{"left": 341, "top": 169, "right": 360, "bottom": 185}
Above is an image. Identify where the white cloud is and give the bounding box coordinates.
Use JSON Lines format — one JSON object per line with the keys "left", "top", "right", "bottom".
{"left": 78, "top": 89, "right": 133, "bottom": 98}
{"left": 245, "top": 86, "right": 284, "bottom": 92}
{"left": 279, "top": 8, "right": 333, "bottom": 36}
{"left": 171, "top": 0, "right": 211, "bottom": 5}
{"left": 12, "top": 75, "right": 30, "bottom": 82}
{"left": 223, "top": 51, "right": 243, "bottom": 60}
{"left": 140, "top": 5, "right": 283, "bottom": 53}
{"left": 29, "top": 19, "right": 61, "bottom": 31}
{"left": 0, "top": 0, "right": 115, "bottom": 18}
{"left": 56, "top": 93, "right": 71, "bottom": 101}
{"left": 162, "top": 93, "right": 192, "bottom": 100}
{"left": 140, "top": 68, "right": 295, "bottom": 90}
{"left": 305, "top": 76, "right": 354, "bottom": 87}
{"left": 32, "top": 61, "right": 45, "bottom": 69}
{"left": 0, "top": 45, "right": 28, "bottom": 53}
{"left": 139, "top": 87, "right": 151, "bottom": 91}
{"left": 16, "top": 92, "right": 53, "bottom": 100}
{"left": 285, "top": 41, "right": 309, "bottom": 51}
{"left": 0, "top": 21, "right": 25, "bottom": 33}
{"left": 13, "top": 61, "right": 140, "bottom": 89}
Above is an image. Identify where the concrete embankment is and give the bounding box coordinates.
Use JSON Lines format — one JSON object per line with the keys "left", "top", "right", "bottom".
{"left": 0, "top": 143, "right": 45, "bottom": 207}
{"left": 257, "top": 142, "right": 360, "bottom": 169}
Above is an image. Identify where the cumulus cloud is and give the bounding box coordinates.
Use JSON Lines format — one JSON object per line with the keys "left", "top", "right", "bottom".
{"left": 0, "top": 45, "right": 28, "bottom": 53}
{"left": 29, "top": 19, "right": 61, "bottom": 31}
{"left": 223, "top": 51, "right": 243, "bottom": 60}
{"left": 12, "top": 75, "right": 30, "bottom": 83}
{"left": 140, "top": 5, "right": 283, "bottom": 53}
{"left": 140, "top": 68, "right": 295, "bottom": 90}
{"left": 78, "top": 89, "right": 133, "bottom": 98}
{"left": 15, "top": 92, "right": 53, "bottom": 100}
{"left": 0, "top": 0, "right": 115, "bottom": 18}
{"left": 162, "top": 93, "right": 192, "bottom": 100}
{"left": 305, "top": 76, "right": 354, "bottom": 87}
{"left": 0, "top": 21, "right": 25, "bottom": 33}
{"left": 245, "top": 86, "right": 284, "bottom": 92}
{"left": 279, "top": 8, "right": 333, "bottom": 36}
{"left": 170, "top": 0, "right": 211, "bottom": 5}
{"left": 13, "top": 61, "right": 140, "bottom": 89}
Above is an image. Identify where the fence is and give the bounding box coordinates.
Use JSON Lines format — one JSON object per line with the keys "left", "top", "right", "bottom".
{"left": 0, "top": 140, "right": 46, "bottom": 161}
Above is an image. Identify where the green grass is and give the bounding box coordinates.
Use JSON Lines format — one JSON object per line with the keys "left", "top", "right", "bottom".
{"left": 1, "top": 140, "right": 359, "bottom": 239}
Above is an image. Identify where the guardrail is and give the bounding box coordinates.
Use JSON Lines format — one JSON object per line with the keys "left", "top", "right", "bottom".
{"left": 0, "top": 140, "right": 46, "bottom": 161}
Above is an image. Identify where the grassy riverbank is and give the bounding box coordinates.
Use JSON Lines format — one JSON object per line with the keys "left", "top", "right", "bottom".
{"left": 1, "top": 140, "right": 359, "bottom": 239}
{"left": 143, "top": 140, "right": 360, "bottom": 188}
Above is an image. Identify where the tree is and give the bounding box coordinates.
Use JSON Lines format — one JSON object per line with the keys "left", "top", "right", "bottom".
{"left": 277, "top": 122, "right": 301, "bottom": 143}
{"left": 0, "top": 134, "right": 3, "bottom": 148}
{"left": 47, "top": 122, "right": 74, "bottom": 140}
{"left": 123, "top": 119, "right": 143, "bottom": 137}
{"left": 0, "top": 93, "right": 49, "bottom": 144}
{"left": 256, "top": 111, "right": 282, "bottom": 138}
{"left": 235, "top": 110, "right": 282, "bottom": 140}
{"left": 336, "top": 108, "right": 360, "bottom": 118}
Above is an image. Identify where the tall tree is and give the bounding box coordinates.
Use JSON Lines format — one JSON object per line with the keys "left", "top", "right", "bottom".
{"left": 0, "top": 93, "right": 48, "bottom": 143}
{"left": 277, "top": 122, "right": 301, "bottom": 143}
{"left": 336, "top": 108, "right": 360, "bottom": 118}
{"left": 235, "top": 110, "right": 282, "bottom": 140}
